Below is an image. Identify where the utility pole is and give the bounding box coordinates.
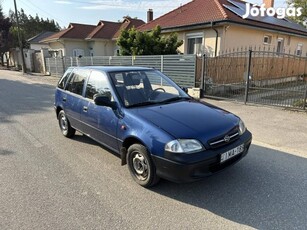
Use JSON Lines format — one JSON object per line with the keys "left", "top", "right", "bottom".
{"left": 13, "top": 0, "right": 26, "bottom": 74}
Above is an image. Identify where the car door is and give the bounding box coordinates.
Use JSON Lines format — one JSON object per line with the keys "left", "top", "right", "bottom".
{"left": 80, "top": 70, "right": 120, "bottom": 152}
{"left": 64, "top": 68, "right": 90, "bottom": 131}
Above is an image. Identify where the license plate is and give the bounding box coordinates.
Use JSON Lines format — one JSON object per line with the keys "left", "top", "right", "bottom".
{"left": 220, "top": 144, "right": 245, "bottom": 163}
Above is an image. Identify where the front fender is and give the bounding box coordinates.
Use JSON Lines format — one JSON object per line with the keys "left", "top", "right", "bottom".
{"left": 118, "top": 110, "right": 174, "bottom": 159}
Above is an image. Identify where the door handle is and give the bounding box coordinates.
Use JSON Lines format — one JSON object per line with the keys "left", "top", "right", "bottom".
{"left": 83, "top": 106, "right": 88, "bottom": 112}
{"left": 62, "top": 97, "right": 67, "bottom": 102}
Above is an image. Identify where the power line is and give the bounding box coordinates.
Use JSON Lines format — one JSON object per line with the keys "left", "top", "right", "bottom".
{"left": 19, "top": 0, "right": 66, "bottom": 25}
{"left": 60, "top": 0, "right": 183, "bottom": 9}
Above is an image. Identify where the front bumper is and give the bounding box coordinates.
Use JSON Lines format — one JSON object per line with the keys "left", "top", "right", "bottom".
{"left": 152, "top": 131, "right": 252, "bottom": 183}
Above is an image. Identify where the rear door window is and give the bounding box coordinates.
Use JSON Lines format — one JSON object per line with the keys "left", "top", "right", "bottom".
{"left": 66, "top": 69, "right": 90, "bottom": 96}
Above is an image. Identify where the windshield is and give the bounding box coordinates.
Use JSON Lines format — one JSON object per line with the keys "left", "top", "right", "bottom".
{"left": 108, "top": 70, "right": 189, "bottom": 107}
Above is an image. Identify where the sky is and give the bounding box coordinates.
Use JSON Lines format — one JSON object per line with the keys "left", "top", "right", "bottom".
{"left": 1, "top": 0, "right": 288, "bottom": 28}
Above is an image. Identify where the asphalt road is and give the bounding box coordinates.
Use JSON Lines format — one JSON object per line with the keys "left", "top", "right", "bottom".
{"left": 0, "top": 71, "right": 306, "bottom": 229}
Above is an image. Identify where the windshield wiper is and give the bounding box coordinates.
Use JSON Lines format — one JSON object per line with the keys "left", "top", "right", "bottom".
{"left": 126, "top": 101, "right": 159, "bottom": 108}
{"left": 160, "top": 96, "right": 191, "bottom": 104}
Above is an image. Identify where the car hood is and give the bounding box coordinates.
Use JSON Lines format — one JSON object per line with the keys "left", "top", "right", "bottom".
{"left": 130, "top": 100, "right": 239, "bottom": 144}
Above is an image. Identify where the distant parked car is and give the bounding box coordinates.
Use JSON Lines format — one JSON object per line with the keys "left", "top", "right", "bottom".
{"left": 54, "top": 66, "right": 252, "bottom": 187}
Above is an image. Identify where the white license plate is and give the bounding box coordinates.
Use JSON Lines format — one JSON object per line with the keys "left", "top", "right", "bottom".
{"left": 220, "top": 144, "right": 245, "bottom": 163}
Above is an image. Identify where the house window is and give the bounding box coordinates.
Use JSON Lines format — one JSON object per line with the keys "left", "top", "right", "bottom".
{"left": 263, "top": 35, "right": 272, "bottom": 44}
{"left": 187, "top": 34, "right": 203, "bottom": 55}
{"left": 296, "top": 44, "right": 303, "bottom": 56}
{"left": 276, "top": 38, "right": 284, "bottom": 54}
{"left": 73, "top": 49, "right": 84, "bottom": 57}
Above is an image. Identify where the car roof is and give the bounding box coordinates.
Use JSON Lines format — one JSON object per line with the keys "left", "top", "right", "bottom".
{"left": 67, "top": 66, "right": 154, "bottom": 72}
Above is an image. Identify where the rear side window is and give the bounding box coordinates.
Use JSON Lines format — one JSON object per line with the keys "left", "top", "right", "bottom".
{"left": 85, "top": 71, "right": 113, "bottom": 100}
{"left": 58, "top": 69, "right": 73, "bottom": 89}
{"left": 66, "top": 69, "right": 90, "bottom": 96}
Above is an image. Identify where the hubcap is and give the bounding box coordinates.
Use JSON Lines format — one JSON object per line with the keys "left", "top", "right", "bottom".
{"left": 60, "top": 115, "right": 68, "bottom": 131}
{"left": 132, "top": 153, "right": 148, "bottom": 180}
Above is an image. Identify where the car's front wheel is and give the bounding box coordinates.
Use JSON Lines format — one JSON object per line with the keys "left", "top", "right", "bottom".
{"left": 58, "top": 110, "right": 76, "bottom": 138}
{"left": 127, "top": 144, "right": 160, "bottom": 187}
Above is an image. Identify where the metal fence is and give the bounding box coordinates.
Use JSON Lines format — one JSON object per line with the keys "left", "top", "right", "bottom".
{"left": 202, "top": 48, "right": 307, "bottom": 110}
{"left": 46, "top": 55, "right": 196, "bottom": 88}
{"left": 46, "top": 50, "right": 307, "bottom": 110}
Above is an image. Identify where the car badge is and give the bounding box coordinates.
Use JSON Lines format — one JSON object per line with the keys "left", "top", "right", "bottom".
{"left": 224, "top": 135, "right": 231, "bottom": 142}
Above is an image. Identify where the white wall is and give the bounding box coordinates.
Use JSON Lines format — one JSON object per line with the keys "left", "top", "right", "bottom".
{"left": 30, "top": 43, "right": 50, "bottom": 51}
{"left": 48, "top": 41, "right": 65, "bottom": 56}
{"left": 164, "top": 25, "right": 307, "bottom": 57}
{"left": 63, "top": 40, "right": 89, "bottom": 57}
{"left": 91, "top": 40, "right": 117, "bottom": 56}
{"left": 221, "top": 25, "right": 307, "bottom": 56}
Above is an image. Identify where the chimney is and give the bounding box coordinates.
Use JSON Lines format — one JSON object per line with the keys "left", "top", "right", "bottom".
{"left": 263, "top": 0, "right": 274, "bottom": 8}
{"left": 147, "top": 9, "right": 153, "bottom": 23}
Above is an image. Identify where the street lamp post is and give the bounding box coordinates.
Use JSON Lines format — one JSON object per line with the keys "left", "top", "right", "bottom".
{"left": 13, "top": 0, "right": 26, "bottom": 74}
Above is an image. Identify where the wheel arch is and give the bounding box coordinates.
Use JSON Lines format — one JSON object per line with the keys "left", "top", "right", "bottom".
{"left": 120, "top": 136, "right": 149, "bottom": 166}
{"left": 56, "top": 106, "right": 63, "bottom": 119}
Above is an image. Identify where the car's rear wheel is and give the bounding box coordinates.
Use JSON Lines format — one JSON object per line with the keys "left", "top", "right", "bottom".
{"left": 127, "top": 144, "right": 160, "bottom": 187}
{"left": 58, "top": 110, "right": 75, "bottom": 138}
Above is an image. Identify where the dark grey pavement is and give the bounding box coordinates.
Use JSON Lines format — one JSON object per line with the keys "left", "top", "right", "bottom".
{"left": 0, "top": 70, "right": 306, "bottom": 229}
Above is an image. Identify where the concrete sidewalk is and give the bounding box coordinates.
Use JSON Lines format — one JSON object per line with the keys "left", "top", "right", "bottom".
{"left": 0, "top": 69, "right": 60, "bottom": 86}
{"left": 1, "top": 69, "right": 306, "bottom": 156}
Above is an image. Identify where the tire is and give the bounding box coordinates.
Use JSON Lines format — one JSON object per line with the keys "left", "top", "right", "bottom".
{"left": 58, "top": 110, "right": 76, "bottom": 138}
{"left": 127, "top": 144, "right": 160, "bottom": 187}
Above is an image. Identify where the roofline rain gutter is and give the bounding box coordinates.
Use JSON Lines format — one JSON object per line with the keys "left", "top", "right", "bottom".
{"left": 160, "top": 20, "right": 307, "bottom": 38}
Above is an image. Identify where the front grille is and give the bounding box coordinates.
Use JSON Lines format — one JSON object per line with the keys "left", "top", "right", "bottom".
{"left": 208, "top": 128, "right": 239, "bottom": 149}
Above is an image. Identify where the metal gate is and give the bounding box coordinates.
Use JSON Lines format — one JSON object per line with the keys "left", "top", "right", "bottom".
{"left": 203, "top": 48, "right": 307, "bottom": 110}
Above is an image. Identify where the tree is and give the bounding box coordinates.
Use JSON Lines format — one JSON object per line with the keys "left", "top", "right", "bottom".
{"left": 117, "top": 25, "right": 183, "bottom": 56}
{"left": 9, "top": 8, "right": 61, "bottom": 48}
{"left": 287, "top": 0, "right": 307, "bottom": 27}
{"left": 0, "top": 4, "right": 12, "bottom": 66}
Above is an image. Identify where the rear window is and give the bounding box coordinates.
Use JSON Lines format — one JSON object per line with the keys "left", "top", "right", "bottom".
{"left": 58, "top": 69, "right": 73, "bottom": 89}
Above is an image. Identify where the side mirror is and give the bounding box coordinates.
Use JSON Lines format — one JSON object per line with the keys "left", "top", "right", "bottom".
{"left": 94, "top": 95, "right": 117, "bottom": 109}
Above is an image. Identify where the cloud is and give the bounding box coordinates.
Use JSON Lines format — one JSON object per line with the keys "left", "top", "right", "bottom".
{"left": 54, "top": 0, "right": 73, "bottom": 4}
{"left": 78, "top": 0, "right": 191, "bottom": 13}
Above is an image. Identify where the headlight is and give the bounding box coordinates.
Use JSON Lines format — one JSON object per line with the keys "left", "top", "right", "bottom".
{"left": 165, "top": 139, "right": 204, "bottom": 153}
{"left": 238, "top": 119, "right": 246, "bottom": 135}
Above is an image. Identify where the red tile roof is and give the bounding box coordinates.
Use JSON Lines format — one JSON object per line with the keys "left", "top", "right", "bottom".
{"left": 138, "top": 0, "right": 227, "bottom": 31}
{"left": 42, "top": 23, "right": 96, "bottom": 42}
{"left": 42, "top": 18, "right": 145, "bottom": 42}
{"left": 138, "top": 0, "right": 307, "bottom": 37}
{"left": 113, "top": 17, "right": 145, "bottom": 39}
{"left": 86, "top": 20, "right": 122, "bottom": 40}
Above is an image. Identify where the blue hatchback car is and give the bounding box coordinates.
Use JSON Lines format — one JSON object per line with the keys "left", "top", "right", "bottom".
{"left": 55, "top": 66, "right": 252, "bottom": 187}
